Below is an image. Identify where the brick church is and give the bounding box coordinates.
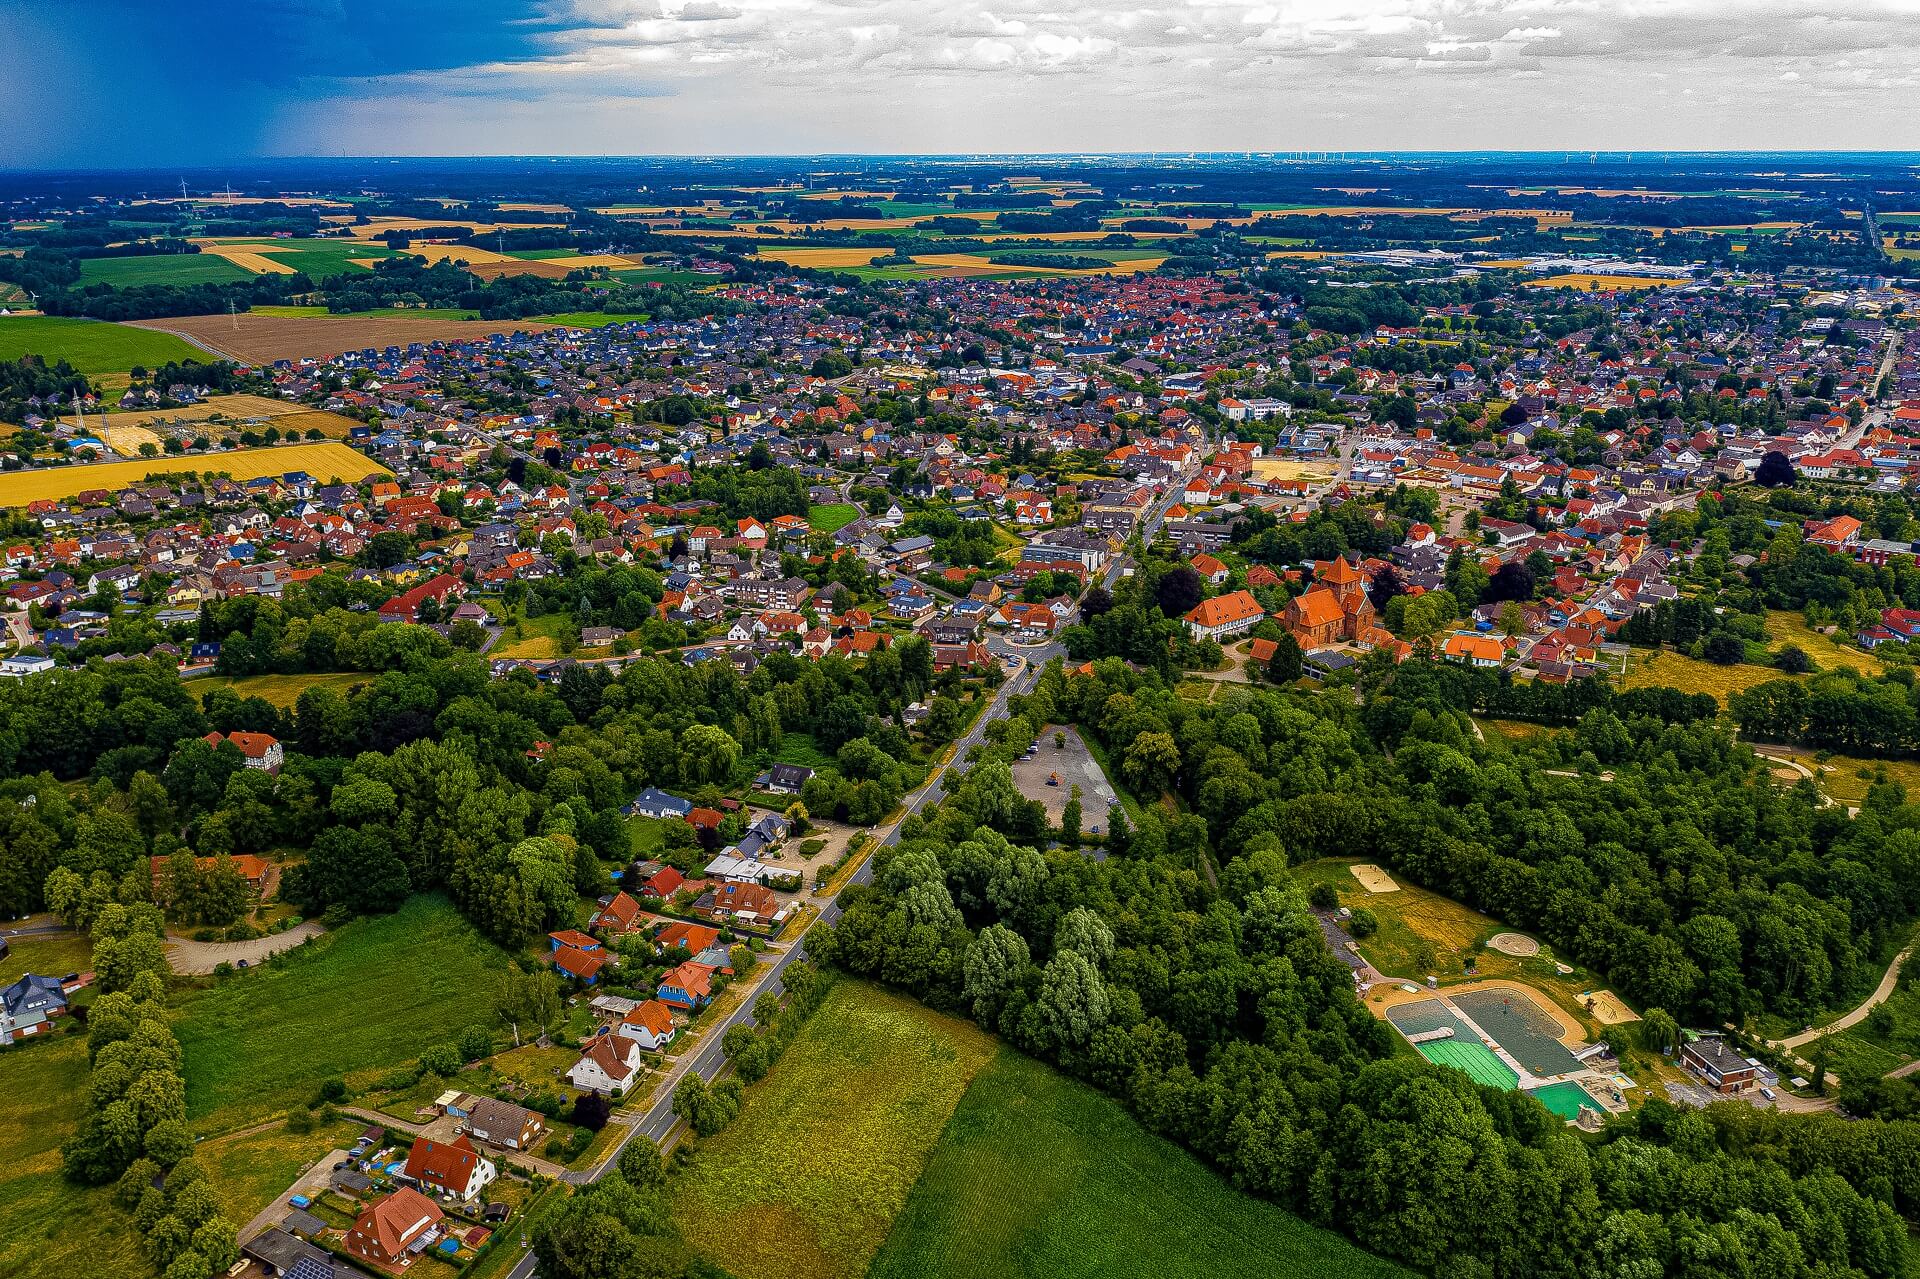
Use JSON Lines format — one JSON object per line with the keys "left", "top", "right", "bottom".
{"left": 1281, "top": 557, "right": 1388, "bottom": 649}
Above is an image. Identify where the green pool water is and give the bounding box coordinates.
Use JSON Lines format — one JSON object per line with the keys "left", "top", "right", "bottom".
{"left": 1528, "top": 1081, "right": 1603, "bottom": 1120}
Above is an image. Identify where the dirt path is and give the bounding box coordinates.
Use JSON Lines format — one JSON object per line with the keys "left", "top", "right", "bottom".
{"left": 1772, "top": 945, "right": 1912, "bottom": 1051}
{"left": 165, "top": 920, "right": 324, "bottom": 974}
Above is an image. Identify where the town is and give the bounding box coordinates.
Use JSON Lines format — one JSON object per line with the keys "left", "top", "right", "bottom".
{"left": 4, "top": 148, "right": 1920, "bottom": 1279}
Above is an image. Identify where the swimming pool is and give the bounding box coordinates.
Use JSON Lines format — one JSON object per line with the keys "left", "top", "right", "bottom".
{"left": 1527, "top": 1080, "right": 1604, "bottom": 1120}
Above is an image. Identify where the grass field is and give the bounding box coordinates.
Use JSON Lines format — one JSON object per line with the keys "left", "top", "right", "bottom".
{"left": 78, "top": 254, "right": 250, "bottom": 287}
{"left": 1763, "top": 611, "right": 1883, "bottom": 675}
{"left": 197, "top": 1116, "right": 367, "bottom": 1226}
{"left": 0, "top": 929, "right": 91, "bottom": 985}
{"left": 1621, "top": 648, "right": 1791, "bottom": 703}
{"left": 491, "top": 610, "right": 573, "bottom": 659}
{"left": 0, "top": 442, "right": 389, "bottom": 507}
{"left": 0, "top": 315, "right": 206, "bottom": 376}
{"left": 532, "top": 311, "right": 646, "bottom": 328}
{"left": 771, "top": 732, "right": 838, "bottom": 773}
{"left": 192, "top": 671, "right": 371, "bottom": 706}
{"left": 669, "top": 981, "right": 998, "bottom": 1279}
{"left": 805, "top": 502, "right": 861, "bottom": 533}
{"left": 173, "top": 895, "right": 512, "bottom": 1131}
{"left": 0, "top": 1035, "right": 147, "bottom": 1278}
{"left": 868, "top": 1049, "right": 1411, "bottom": 1279}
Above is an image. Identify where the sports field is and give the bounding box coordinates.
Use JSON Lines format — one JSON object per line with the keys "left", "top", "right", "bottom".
{"left": 1415, "top": 1038, "right": 1520, "bottom": 1089}
{"left": 0, "top": 315, "right": 207, "bottom": 375}
{"left": 0, "top": 442, "right": 388, "bottom": 506}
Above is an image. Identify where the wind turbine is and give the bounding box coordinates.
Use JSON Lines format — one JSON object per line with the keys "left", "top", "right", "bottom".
{"left": 179, "top": 178, "right": 189, "bottom": 201}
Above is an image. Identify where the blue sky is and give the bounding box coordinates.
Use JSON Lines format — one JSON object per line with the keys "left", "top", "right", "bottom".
{"left": 6, "top": 0, "right": 1920, "bottom": 165}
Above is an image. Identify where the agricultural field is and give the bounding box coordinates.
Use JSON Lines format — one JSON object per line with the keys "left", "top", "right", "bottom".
{"left": 172, "top": 895, "right": 513, "bottom": 1132}
{"left": 0, "top": 315, "right": 207, "bottom": 375}
{"left": 77, "top": 253, "right": 250, "bottom": 287}
{"left": 668, "top": 981, "right": 998, "bottom": 1279}
{"left": 868, "top": 1047, "right": 1409, "bottom": 1279}
{"left": 90, "top": 392, "right": 359, "bottom": 445}
{"left": 197, "top": 238, "right": 405, "bottom": 279}
{"left": 807, "top": 501, "right": 861, "bottom": 533}
{"left": 124, "top": 312, "right": 557, "bottom": 363}
{"left": 191, "top": 671, "right": 371, "bottom": 706}
{"left": 0, "top": 442, "right": 388, "bottom": 507}
{"left": 1524, "top": 273, "right": 1683, "bottom": 291}
{"left": 531, "top": 311, "right": 646, "bottom": 329}
{"left": 0, "top": 1035, "right": 147, "bottom": 1278}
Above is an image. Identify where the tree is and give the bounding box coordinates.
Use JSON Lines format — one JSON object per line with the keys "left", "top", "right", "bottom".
{"left": 1775, "top": 645, "right": 1814, "bottom": 674}
{"left": 1756, "top": 449, "right": 1797, "bottom": 488}
{"left": 1153, "top": 567, "right": 1204, "bottom": 619}
{"left": 1121, "top": 732, "right": 1181, "bottom": 796}
{"left": 496, "top": 969, "right": 563, "bottom": 1047}
{"left": 616, "top": 1137, "right": 665, "bottom": 1189}
{"left": 963, "top": 924, "right": 1030, "bottom": 1021}
{"left": 1267, "top": 632, "right": 1304, "bottom": 683}
{"left": 1038, "top": 949, "right": 1109, "bottom": 1049}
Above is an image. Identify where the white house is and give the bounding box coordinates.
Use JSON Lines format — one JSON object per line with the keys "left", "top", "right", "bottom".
{"left": 616, "top": 1000, "right": 678, "bottom": 1051}
{"left": 0, "top": 654, "right": 54, "bottom": 679}
{"left": 568, "top": 1034, "right": 643, "bottom": 1096}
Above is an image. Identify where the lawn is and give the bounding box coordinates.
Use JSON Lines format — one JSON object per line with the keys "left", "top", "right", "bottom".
{"left": 0, "top": 928, "right": 92, "bottom": 985}
{"left": 491, "top": 610, "right": 574, "bottom": 659}
{"left": 172, "top": 895, "right": 513, "bottom": 1131}
{"left": 0, "top": 315, "right": 206, "bottom": 376}
{"left": 668, "top": 981, "right": 998, "bottom": 1279}
{"left": 197, "top": 1115, "right": 366, "bottom": 1227}
{"left": 192, "top": 671, "right": 371, "bottom": 707}
{"left": 807, "top": 502, "right": 860, "bottom": 534}
{"left": 78, "top": 254, "right": 251, "bottom": 287}
{"left": 869, "top": 1049, "right": 1410, "bottom": 1279}
{"left": 0, "top": 1035, "right": 147, "bottom": 1278}
{"left": 0, "top": 442, "right": 389, "bottom": 508}
{"left": 624, "top": 814, "right": 676, "bottom": 857}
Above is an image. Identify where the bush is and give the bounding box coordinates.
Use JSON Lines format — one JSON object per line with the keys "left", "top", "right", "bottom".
{"left": 457, "top": 1026, "right": 493, "bottom": 1063}
{"left": 569, "top": 1093, "right": 611, "bottom": 1131}
{"left": 315, "top": 1078, "right": 348, "bottom": 1105}
{"left": 1307, "top": 883, "right": 1338, "bottom": 911}
{"left": 543, "top": 1135, "right": 565, "bottom": 1158}
{"left": 419, "top": 1043, "right": 463, "bottom": 1078}
{"left": 1347, "top": 907, "right": 1379, "bottom": 938}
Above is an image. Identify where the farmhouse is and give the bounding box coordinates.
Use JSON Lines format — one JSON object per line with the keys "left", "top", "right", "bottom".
{"left": 202, "top": 730, "right": 284, "bottom": 771}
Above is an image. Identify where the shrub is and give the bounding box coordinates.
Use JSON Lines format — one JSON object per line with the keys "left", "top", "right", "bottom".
{"left": 1347, "top": 907, "right": 1379, "bottom": 938}
{"left": 419, "top": 1043, "right": 463, "bottom": 1078}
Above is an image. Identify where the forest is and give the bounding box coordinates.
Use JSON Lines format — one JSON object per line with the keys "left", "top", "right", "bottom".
{"left": 817, "top": 656, "right": 1920, "bottom": 1277}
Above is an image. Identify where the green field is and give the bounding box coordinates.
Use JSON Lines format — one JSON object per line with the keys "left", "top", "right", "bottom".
{"left": 0, "top": 316, "right": 207, "bottom": 376}
{"left": 172, "top": 895, "right": 512, "bottom": 1131}
{"left": 869, "top": 1049, "right": 1412, "bottom": 1279}
{"left": 247, "top": 238, "right": 405, "bottom": 278}
{"left": 0, "top": 1035, "right": 147, "bottom": 1278}
{"left": 669, "top": 981, "right": 998, "bottom": 1279}
{"left": 197, "top": 1115, "right": 368, "bottom": 1227}
{"left": 807, "top": 502, "right": 861, "bottom": 533}
{"left": 78, "top": 254, "right": 249, "bottom": 287}
{"left": 504, "top": 248, "right": 580, "bottom": 260}
{"left": 0, "top": 929, "right": 91, "bottom": 985}
{"left": 772, "top": 732, "right": 838, "bottom": 773}
{"left": 191, "top": 671, "right": 371, "bottom": 708}
{"left": 613, "top": 268, "right": 721, "bottom": 287}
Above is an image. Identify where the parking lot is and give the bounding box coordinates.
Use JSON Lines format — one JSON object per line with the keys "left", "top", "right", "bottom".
{"left": 1011, "top": 725, "right": 1119, "bottom": 828}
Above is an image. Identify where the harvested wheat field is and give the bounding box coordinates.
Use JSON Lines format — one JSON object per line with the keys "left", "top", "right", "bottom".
{"left": 191, "top": 242, "right": 298, "bottom": 274}
{"left": 98, "top": 424, "right": 163, "bottom": 454}
{"left": 757, "top": 247, "right": 888, "bottom": 268}
{"left": 126, "top": 314, "right": 555, "bottom": 364}
{"left": 405, "top": 242, "right": 520, "bottom": 266}
{"left": 1525, "top": 273, "right": 1681, "bottom": 291}
{"left": 1351, "top": 864, "right": 1399, "bottom": 893}
{"left": 0, "top": 443, "right": 388, "bottom": 507}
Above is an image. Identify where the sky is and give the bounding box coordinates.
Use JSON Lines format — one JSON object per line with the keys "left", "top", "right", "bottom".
{"left": 6, "top": 0, "right": 1920, "bottom": 166}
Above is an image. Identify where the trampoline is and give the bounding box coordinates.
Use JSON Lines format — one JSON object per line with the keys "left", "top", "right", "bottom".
{"left": 1452, "top": 988, "right": 1583, "bottom": 1078}
{"left": 1528, "top": 1081, "right": 1604, "bottom": 1120}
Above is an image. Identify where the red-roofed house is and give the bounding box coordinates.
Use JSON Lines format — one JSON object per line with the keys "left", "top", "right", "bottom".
{"left": 1183, "top": 589, "right": 1264, "bottom": 640}
{"left": 344, "top": 1186, "right": 444, "bottom": 1269}
{"left": 617, "top": 1000, "right": 677, "bottom": 1051}
{"left": 403, "top": 1135, "right": 495, "bottom": 1201}
{"left": 567, "top": 1034, "right": 642, "bottom": 1096}
{"left": 202, "top": 731, "right": 283, "bottom": 771}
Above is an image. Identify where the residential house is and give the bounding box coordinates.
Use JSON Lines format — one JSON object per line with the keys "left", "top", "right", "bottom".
{"left": 567, "top": 1033, "right": 644, "bottom": 1096}
{"left": 627, "top": 788, "right": 693, "bottom": 819}
{"left": 460, "top": 1098, "right": 546, "bottom": 1153}
{"left": 342, "top": 1187, "right": 443, "bottom": 1270}
{"left": 1681, "top": 1036, "right": 1758, "bottom": 1094}
{"left": 1, "top": 972, "right": 69, "bottom": 1045}
{"left": 617, "top": 1000, "right": 678, "bottom": 1051}
{"left": 202, "top": 730, "right": 283, "bottom": 771}
{"left": 700, "top": 880, "right": 785, "bottom": 928}
{"left": 402, "top": 1135, "right": 495, "bottom": 1201}
{"left": 590, "top": 891, "right": 644, "bottom": 936}
{"left": 657, "top": 960, "right": 715, "bottom": 1010}
{"left": 762, "top": 763, "right": 813, "bottom": 795}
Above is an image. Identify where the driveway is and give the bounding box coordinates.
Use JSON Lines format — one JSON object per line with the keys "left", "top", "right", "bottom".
{"left": 165, "top": 921, "right": 325, "bottom": 974}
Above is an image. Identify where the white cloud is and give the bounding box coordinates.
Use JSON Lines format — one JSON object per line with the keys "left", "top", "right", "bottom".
{"left": 271, "top": 0, "right": 1920, "bottom": 153}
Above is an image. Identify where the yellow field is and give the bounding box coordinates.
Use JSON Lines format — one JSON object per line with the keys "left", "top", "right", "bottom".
{"left": 191, "top": 241, "right": 298, "bottom": 275}
{"left": 1525, "top": 273, "right": 1682, "bottom": 291}
{"left": 346, "top": 217, "right": 563, "bottom": 239}
{"left": 756, "top": 247, "right": 888, "bottom": 268}
{"left": 539, "top": 253, "right": 642, "bottom": 270}
{"left": 405, "top": 242, "right": 519, "bottom": 265}
{"left": 497, "top": 202, "right": 575, "bottom": 214}
{"left": 0, "top": 443, "right": 388, "bottom": 506}
{"left": 1250, "top": 457, "right": 1337, "bottom": 482}
{"left": 98, "top": 424, "right": 163, "bottom": 454}
{"left": 88, "top": 393, "right": 357, "bottom": 441}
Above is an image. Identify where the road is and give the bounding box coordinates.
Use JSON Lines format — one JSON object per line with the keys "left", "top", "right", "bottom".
{"left": 1771, "top": 945, "right": 1913, "bottom": 1052}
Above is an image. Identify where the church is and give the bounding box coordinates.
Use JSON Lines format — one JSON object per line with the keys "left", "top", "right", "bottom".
{"left": 1281, "top": 557, "right": 1387, "bottom": 649}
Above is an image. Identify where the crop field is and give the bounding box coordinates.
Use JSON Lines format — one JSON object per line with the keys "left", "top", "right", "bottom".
{"left": 77, "top": 253, "right": 251, "bottom": 286}
{"left": 0, "top": 315, "right": 206, "bottom": 375}
{"left": 868, "top": 1050, "right": 1412, "bottom": 1279}
{"left": 0, "top": 442, "right": 388, "bottom": 507}
{"left": 533, "top": 311, "right": 646, "bottom": 329}
{"left": 758, "top": 247, "right": 889, "bottom": 268}
{"left": 124, "top": 312, "right": 557, "bottom": 363}
{"left": 669, "top": 981, "right": 998, "bottom": 1279}
{"left": 197, "top": 238, "right": 405, "bottom": 279}
{"left": 172, "top": 895, "right": 513, "bottom": 1131}
{"left": 91, "top": 392, "right": 357, "bottom": 438}
{"left": 1524, "top": 273, "right": 1684, "bottom": 291}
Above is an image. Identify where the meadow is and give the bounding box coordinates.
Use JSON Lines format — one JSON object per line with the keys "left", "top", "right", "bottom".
{"left": 0, "top": 1034, "right": 147, "bottom": 1278}
{"left": 191, "top": 671, "right": 372, "bottom": 707}
{"left": 868, "top": 1051, "right": 1413, "bottom": 1279}
{"left": 807, "top": 501, "right": 861, "bottom": 533}
{"left": 196, "top": 1115, "right": 368, "bottom": 1227}
{"left": 0, "top": 929, "right": 93, "bottom": 985}
{"left": 0, "top": 442, "right": 389, "bottom": 507}
{"left": 172, "top": 895, "right": 513, "bottom": 1131}
{"left": 668, "top": 981, "right": 998, "bottom": 1279}
{"left": 0, "top": 315, "right": 207, "bottom": 376}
